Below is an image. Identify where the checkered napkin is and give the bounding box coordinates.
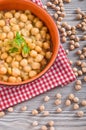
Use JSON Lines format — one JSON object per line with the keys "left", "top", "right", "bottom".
{"left": 0, "top": 0, "right": 76, "bottom": 111}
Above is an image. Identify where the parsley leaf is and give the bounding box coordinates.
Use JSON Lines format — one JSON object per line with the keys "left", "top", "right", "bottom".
{"left": 14, "top": 32, "right": 25, "bottom": 47}
{"left": 22, "top": 45, "right": 30, "bottom": 54}
{"left": 8, "top": 47, "right": 18, "bottom": 53}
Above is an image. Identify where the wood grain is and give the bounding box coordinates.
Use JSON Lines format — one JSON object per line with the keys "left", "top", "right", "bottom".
{"left": 0, "top": 0, "right": 86, "bottom": 130}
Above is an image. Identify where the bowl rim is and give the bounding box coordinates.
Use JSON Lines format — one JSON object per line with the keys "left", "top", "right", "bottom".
{"left": 0, "top": 0, "right": 60, "bottom": 86}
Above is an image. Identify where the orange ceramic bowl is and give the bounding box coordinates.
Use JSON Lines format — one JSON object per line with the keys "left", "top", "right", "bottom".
{"left": 0, "top": 0, "right": 60, "bottom": 86}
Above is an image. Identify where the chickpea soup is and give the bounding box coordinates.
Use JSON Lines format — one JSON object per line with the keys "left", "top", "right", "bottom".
{"left": 0, "top": 10, "right": 52, "bottom": 83}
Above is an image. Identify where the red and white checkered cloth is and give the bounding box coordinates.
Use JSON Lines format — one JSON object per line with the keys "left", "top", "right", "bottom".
{"left": 0, "top": 0, "right": 76, "bottom": 111}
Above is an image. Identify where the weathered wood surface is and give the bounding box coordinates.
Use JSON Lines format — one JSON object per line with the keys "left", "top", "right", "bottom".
{"left": 0, "top": 0, "right": 86, "bottom": 130}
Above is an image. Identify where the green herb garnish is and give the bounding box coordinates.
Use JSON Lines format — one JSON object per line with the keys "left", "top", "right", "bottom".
{"left": 8, "top": 47, "right": 18, "bottom": 53}
{"left": 8, "top": 32, "right": 30, "bottom": 55}
{"left": 14, "top": 32, "right": 25, "bottom": 47}
{"left": 22, "top": 45, "right": 30, "bottom": 54}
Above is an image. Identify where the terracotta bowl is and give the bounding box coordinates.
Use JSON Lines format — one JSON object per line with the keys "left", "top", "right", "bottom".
{"left": 0, "top": 0, "right": 60, "bottom": 86}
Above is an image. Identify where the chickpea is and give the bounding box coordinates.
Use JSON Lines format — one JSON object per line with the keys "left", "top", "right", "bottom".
{"left": 35, "top": 21, "right": 43, "bottom": 28}
{"left": 40, "top": 30, "right": 46, "bottom": 39}
{"left": 41, "top": 59, "right": 47, "bottom": 66}
{"left": 10, "top": 18, "right": 17, "bottom": 26}
{"left": 11, "top": 61, "right": 19, "bottom": 68}
{"left": 36, "top": 33, "right": 41, "bottom": 40}
{"left": 30, "top": 50, "right": 37, "bottom": 57}
{"left": 29, "top": 70, "right": 37, "bottom": 77}
{"left": 0, "top": 66, "right": 7, "bottom": 74}
{"left": 0, "top": 33, "right": 6, "bottom": 40}
{"left": 31, "top": 62, "right": 41, "bottom": 70}
{"left": 31, "top": 28, "right": 39, "bottom": 35}
{"left": 14, "top": 12, "right": 20, "bottom": 19}
{"left": 32, "top": 109, "right": 38, "bottom": 115}
{"left": 24, "top": 65, "right": 31, "bottom": 72}
{"left": 15, "top": 55, "right": 22, "bottom": 61}
{"left": 20, "top": 59, "right": 28, "bottom": 66}
{"left": 20, "top": 14, "right": 27, "bottom": 22}
{"left": 46, "top": 51, "right": 52, "bottom": 59}
{"left": 7, "top": 107, "right": 14, "bottom": 112}
{"left": 2, "top": 75, "right": 8, "bottom": 82}
{"left": 28, "top": 14, "right": 34, "bottom": 21}
{"left": 12, "top": 25, "right": 20, "bottom": 31}
{"left": 5, "top": 12, "right": 13, "bottom": 18}
{"left": 36, "top": 41, "right": 42, "bottom": 47}
{"left": 12, "top": 68, "right": 20, "bottom": 77}
{"left": 19, "top": 22, "right": 25, "bottom": 28}
{"left": 35, "top": 46, "right": 42, "bottom": 53}
{"left": 28, "top": 57, "right": 34, "bottom": 63}
{"left": 17, "top": 77, "right": 22, "bottom": 82}
{"left": 1, "top": 52, "right": 8, "bottom": 60}
{"left": 25, "top": 23, "right": 33, "bottom": 31}
{"left": 7, "top": 32, "right": 14, "bottom": 39}
{"left": 3, "top": 26, "right": 10, "bottom": 33}
{"left": 8, "top": 76, "right": 16, "bottom": 83}
{"left": 32, "top": 121, "right": 38, "bottom": 126}
{"left": 28, "top": 43, "right": 36, "bottom": 50}
{"left": 43, "top": 42, "right": 50, "bottom": 49}
{"left": 7, "top": 67, "right": 12, "bottom": 75}
{"left": 0, "top": 20, "right": 5, "bottom": 27}
{"left": 35, "top": 54, "right": 44, "bottom": 62}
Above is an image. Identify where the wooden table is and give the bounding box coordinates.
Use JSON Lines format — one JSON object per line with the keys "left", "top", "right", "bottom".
{"left": 0, "top": 0, "right": 86, "bottom": 130}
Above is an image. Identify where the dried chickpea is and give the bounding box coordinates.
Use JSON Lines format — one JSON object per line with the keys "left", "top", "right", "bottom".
{"left": 81, "top": 100, "right": 86, "bottom": 106}
{"left": 56, "top": 107, "right": 62, "bottom": 113}
{"left": 55, "top": 99, "right": 61, "bottom": 105}
{"left": 7, "top": 107, "right": 14, "bottom": 112}
{"left": 21, "top": 106, "right": 27, "bottom": 111}
{"left": 76, "top": 80, "right": 82, "bottom": 85}
{"left": 32, "top": 109, "right": 38, "bottom": 116}
{"left": 68, "top": 93, "right": 75, "bottom": 100}
{"left": 65, "top": 99, "right": 71, "bottom": 106}
{"left": 56, "top": 93, "right": 62, "bottom": 99}
{"left": 48, "top": 121, "right": 54, "bottom": 127}
{"left": 43, "top": 111, "right": 49, "bottom": 116}
{"left": 32, "top": 121, "right": 38, "bottom": 126}
{"left": 0, "top": 111, "right": 5, "bottom": 118}
{"left": 41, "top": 125, "right": 48, "bottom": 130}
{"left": 73, "top": 97, "right": 79, "bottom": 103}
{"left": 75, "top": 85, "right": 82, "bottom": 91}
{"left": 77, "top": 111, "right": 84, "bottom": 117}
{"left": 84, "top": 76, "right": 86, "bottom": 82}
{"left": 73, "top": 104, "right": 79, "bottom": 110}
{"left": 50, "top": 127, "right": 55, "bottom": 130}
{"left": 39, "top": 104, "right": 45, "bottom": 112}
{"left": 44, "top": 96, "right": 50, "bottom": 102}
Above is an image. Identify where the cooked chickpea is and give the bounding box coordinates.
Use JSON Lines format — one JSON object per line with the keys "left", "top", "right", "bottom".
{"left": 8, "top": 76, "right": 16, "bottom": 83}
{"left": 1, "top": 52, "right": 8, "bottom": 60}
{"left": 24, "top": 65, "right": 31, "bottom": 72}
{"left": 35, "top": 21, "right": 43, "bottom": 28}
{"left": 0, "top": 10, "right": 52, "bottom": 83}
{"left": 20, "top": 14, "right": 27, "bottom": 22}
{"left": 7, "top": 32, "right": 14, "bottom": 39}
{"left": 31, "top": 28, "right": 39, "bottom": 35}
{"left": 0, "top": 66, "right": 7, "bottom": 74}
{"left": 11, "top": 61, "right": 19, "bottom": 68}
{"left": 5, "top": 12, "right": 13, "bottom": 18}
{"left": 35, "top": 54, "right": 44, "bottom": 62}
{"left": 20, "top": 59, "right": 28, "bottom": 66}
{"left": 29, "top": 70, "right": 37, "bottom": 78}
{"left": 43, "top": 42, "right": 50, "bottom": 49}
{"left": 31, "top": 62, "right": 40, "bottom": 70}
{"left": 12, "top": 68, "right": 20, "bottom": 77}
{"left": 30, "top": 50, "right": 37, "bottom": 57}
{"left": 0, "top": 20, "right": 5, "bottom": 27}
{"left": 46, "top": 52, "right": 52, "bottom": 59}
